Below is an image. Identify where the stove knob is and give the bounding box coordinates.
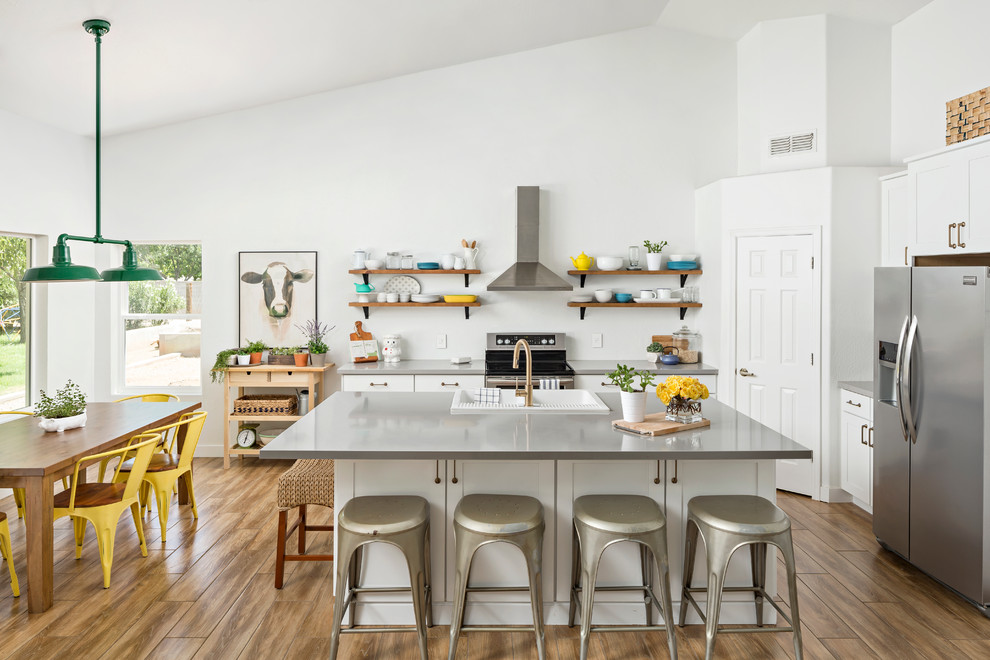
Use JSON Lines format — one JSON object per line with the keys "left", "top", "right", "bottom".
{"left": 497, "top": 339, "right": 504, "bottom": 345}
{"left": 548, "top": 338, "right": 555, "bottom": 345}
{"left": 541, "top": 339, "right": 548, "bottom": 344}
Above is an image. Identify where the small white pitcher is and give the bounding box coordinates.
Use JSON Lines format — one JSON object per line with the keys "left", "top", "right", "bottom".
{"left": 463, "top": 246, "right": 480, "bottom": 269}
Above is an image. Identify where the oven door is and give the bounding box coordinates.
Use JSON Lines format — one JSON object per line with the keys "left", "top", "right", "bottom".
{"left": 484, "top": 376, "right": 575, "bottom": 389}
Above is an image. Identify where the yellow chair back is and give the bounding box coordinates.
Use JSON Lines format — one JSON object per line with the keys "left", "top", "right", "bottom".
{"left": 0, "top": 411, "right": 32, "bottom": 416}
{"left": 145, "top": 410, "right": 207, "bottom": 463}
{"left": 114, "top": 393, "right": 180, "bottom": 403}
{"left": 63, "top": 434, "right": 160, "bottom": 511}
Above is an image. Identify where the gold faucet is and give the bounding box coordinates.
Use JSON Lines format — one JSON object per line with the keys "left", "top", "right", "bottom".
{"left": 512, "top": 339, "right": 534, "bottom": 407}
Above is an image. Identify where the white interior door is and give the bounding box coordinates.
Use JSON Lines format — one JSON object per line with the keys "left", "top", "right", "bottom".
{"left": 735, "top": 234, "right": 820, "bottom": 496}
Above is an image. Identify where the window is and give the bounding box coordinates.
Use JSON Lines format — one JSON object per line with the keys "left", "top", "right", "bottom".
{"left": 120, "top": 243, "right": 202, "bottom": 391}
{"left": 0, "top": 234, "right": 31, "bottom": 411}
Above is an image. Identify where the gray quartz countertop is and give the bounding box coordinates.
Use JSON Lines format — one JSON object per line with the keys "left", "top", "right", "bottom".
{"left": 260, "top": 392, "right": 809, "bottom": 461}
{"left": 838, "top": 381, "right": 873, "bottom": 398}
{"left": 338, "top": 360, "right": 485, "bottom": 375}
{"left": 569, "top": 360, "right": 718, "bottom": 375}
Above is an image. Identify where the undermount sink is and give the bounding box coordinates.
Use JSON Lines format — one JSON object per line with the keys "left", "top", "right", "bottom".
{"left": 450, "top": 388, "right": 611, "bottom": 414}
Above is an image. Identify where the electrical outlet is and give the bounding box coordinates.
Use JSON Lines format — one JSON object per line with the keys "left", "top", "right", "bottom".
{"left": 592, "top": 333, "right": 603, "bottom": 348}
{"left": 436, "top": 333, "right": 447, "bottom": 349}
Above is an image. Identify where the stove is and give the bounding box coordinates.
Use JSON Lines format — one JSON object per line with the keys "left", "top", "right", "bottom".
{"left": 484, "top": 332, "right": 575, "bottom": 389}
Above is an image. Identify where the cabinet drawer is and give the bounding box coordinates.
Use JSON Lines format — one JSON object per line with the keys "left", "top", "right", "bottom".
{"left": 226, "top": 370, "right": 270, "bottom": 386}
{"left": 414, "top": 374, "right": 484, "bottom": 392}
{"left": 268, "top": 371, "right": 311, "bottom": 386}
{"left": 841, "top": 390, "right": 873, "bottom": 420}
{"left": 574, "top": 375, "right": 622, "bottom": 393}
{"left": 341, "top": 374, "right": 415, "bottom": 392}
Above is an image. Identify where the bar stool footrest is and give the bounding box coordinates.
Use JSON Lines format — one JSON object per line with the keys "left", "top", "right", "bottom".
{"left": 459, "top": 626, "right": 537, "bottom": 633}
{"left": 683, "top": 586, "right": 794, "bottom": 629}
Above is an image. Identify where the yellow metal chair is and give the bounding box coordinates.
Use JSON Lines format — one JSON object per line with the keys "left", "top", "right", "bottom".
{"left": 0, "top": 511, "right": 19, "bottom": 597}
{"left": 97, "top": 394, "right": 181, "bottom": 482}
{"left": 116, "top": 411, "right": 207, "bottom": 543}
{"left": 53, "top": 434, "right": 160, "bottom": 588}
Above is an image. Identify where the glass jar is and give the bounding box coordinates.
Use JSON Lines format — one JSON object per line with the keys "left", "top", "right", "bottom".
{"left": 401, "top": 254, "right": 414, "bottom": 269}
{"left": 673, "top": 325, "right": 701, "bottom": 363}
{"left": 386, "top": 252, "right": 401, "bottom": 269}
{"left": 628, "top": 245, "right": 641, "bottom": 269}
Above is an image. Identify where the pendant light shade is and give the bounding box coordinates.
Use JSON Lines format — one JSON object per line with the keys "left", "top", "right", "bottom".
{"left": 22, "top": 19, "right": 162, "bottom": 284}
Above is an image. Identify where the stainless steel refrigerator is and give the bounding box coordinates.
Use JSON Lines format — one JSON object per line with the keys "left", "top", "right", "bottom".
{"left": 874, "top": 266, "right": 990, "bottom": 610}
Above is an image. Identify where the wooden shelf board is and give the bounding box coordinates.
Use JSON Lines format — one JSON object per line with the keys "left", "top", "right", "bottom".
{"left": 228, "top": 414, "right": 303, "bottom": 422}
{"left": 348, "top": 302, "right": 480, "bottom": 308}
{"left": 567, "top": 269, "right": 702, "bottom": 276}
{"left": 348, "top": 269, "right": 480, "bottom": 275}
{"left": 567, "top": 302, "right": 702, "bottom": 308}
{"left": 228, "top": 446, "right": 262, "bottom": 456}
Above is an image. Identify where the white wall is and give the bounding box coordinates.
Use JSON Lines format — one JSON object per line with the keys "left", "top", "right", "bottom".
{"left": 891, "top": 0, "right": 990, "bottom": 162}
{"left": 101, "top": 26, "right": 737, "bottom": 454}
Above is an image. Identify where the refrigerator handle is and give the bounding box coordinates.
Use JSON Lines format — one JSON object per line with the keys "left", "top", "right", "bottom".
{"left": 902, "top": 315, "right": 919, "bottom": 444}
{"left": 893, "top": 315, "right": 910, "bottom": 442}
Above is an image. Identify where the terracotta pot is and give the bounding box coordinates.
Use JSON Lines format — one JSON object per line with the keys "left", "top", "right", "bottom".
{"left": 249, "top": 352, "right": 263, "bottom": 364}
{"left": 293, "top": 353, "right": 309, "bottom": 367}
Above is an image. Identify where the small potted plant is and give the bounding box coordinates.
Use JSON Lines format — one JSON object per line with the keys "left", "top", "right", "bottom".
{"left": 646, "top": 341, "right": 663, "bottom": 363}
{"left": 267, "top": 346, "right": 295, "bottom": 365}
{"left": 297, "top": 319, "right": 333, "bottom": 367}
{"left": 643, "top": 239, "right": 668, "bottom": 271}
{"left": 244, "top": 339, "right": 268, "bottom": 365}
{"left": 292, "top": 346, "right": 309, "bottom": 367}
{"left": 211, "top": 348, "right": 242, "bottom": 384}
{"left": 235, "top": 347, "right": 252, "bottom": 366}
{"left": 606, "top": 364, "right": 656, "bottom": 423}
{"left": 34, "top": 380, "right": 88, "bottom": 432}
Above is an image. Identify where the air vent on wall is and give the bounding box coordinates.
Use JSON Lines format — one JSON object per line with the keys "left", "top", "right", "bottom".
{"left": 769, "top": 130, "right": 817, "bottom": 157}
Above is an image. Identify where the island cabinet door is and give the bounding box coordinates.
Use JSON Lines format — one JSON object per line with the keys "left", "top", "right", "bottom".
{"left": 444, "top": 460, "right": 555, "bottom": 620}
{"left": 335, "top": 459, "right": 447, "bottom": 623}
{"left": 665, "top": 459, "right": 777, "bottom": 625}
{"left": 555, "top": 461, "right": 664, "bottom": 616}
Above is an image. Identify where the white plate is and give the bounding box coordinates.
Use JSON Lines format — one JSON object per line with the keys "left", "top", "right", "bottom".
{"left": 570, "top": 295, "right": 593, "bottom": 303}
{"left": 411, "top": 294, "right": 440, "bottom": 303}
{"left": 383, "top": 275, "right": 421, "bottom": 295}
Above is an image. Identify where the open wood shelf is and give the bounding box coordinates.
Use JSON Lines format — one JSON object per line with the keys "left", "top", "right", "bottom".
{"left": 228, "top": 446, "right": 262, "bottom": 456}
{"left": 349, "top": 301, "right": 480, "bottom": 319}
{"left": 349, "top": 268, "right": 481, "bottom": 287}
{"left": 567, "top": 268, "right": 701, "bottom": 287}
{"left": 567, "top": 301, "right": 702, "bottom": 321}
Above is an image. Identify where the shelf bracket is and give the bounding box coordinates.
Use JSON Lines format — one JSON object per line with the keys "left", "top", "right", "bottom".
{"left": 680, "top": 273, "right": 688, "bottom": 287}
{"left": 361, "top": 306, "right": 369, "bottom": 320}
{"left": 464, "top": 273, "right": 470, "bottom": 288}
{"left": 579, "top": 274, "right": 587, "bottom": 288}
{"left": 679, "top": 307, "right": 687, "bottom": 321}
{"left": 464, "top": 307, "right": 470, "bottom": 320}
{"left": 362, "top": 273, "right": 370, "bottom": 285}
{"left": 579, "top": 307, "right": 587, "bottom": 321}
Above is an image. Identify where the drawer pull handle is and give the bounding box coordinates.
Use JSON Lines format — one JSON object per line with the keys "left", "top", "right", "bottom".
{"left": 670, "top": 460, "right": 678, "bottom": 484}
{"left": 369, "top": 382, "right": 388, "bottom": 387}
{"left": 949, "top": 222, "right": 957, "bottom": 249}
{"left": 654, "top": 460, "right": 661, "bottom": 485}
{"left": 959, "top": 221, "right": 967, "bottom": 248}
{"left": 846, "top": 400, "right": 861, "bottom": 407}
{"left": 435, "top": 460, "right": 442, "bottom": 484}
{"left": 441, "top": 382, "right": 459, "bottom": 387}
{"left": 868, "top": 426, "right": 874, "bottom": 447}
{"left": 861, "top": 424, "right": 868, "bottom": 446}
{"left": 600, "top": 381, "right": 617, "bottom": 387}
{"left": 451, "top": 460, "right": 458, "bottom": 484}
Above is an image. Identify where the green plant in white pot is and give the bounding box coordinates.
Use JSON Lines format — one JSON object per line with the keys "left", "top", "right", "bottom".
{"left": 643, "top": 239, "right": 668, "bottom": 271}
{"left": 606, "top": 364, "right": 656, "bottom": 423}
{"left": 646, "top": 341, "right": 663, "bottom": 363}
{"left": 34, "top": 380, "right": 88, "bottom": 432}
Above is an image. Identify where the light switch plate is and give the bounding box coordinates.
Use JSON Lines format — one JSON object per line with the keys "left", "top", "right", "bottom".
{"left": 436, "top": 333, "right": 447, "bottom": 349}
{"left": 592, "top": 333, "right": 603, "bottom": 348}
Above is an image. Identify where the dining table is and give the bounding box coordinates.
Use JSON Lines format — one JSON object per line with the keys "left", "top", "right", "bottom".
{"left": 0, "top": 400, "right": 201, "bottom": 612}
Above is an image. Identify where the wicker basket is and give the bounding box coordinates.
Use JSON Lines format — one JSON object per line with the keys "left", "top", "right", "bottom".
{"left": 233, "top": 394, "right": 298, "bottom": 415}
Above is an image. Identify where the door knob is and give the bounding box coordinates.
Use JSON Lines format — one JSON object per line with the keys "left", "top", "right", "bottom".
{"left": 738, "top": 368, "right": 756, "bottom": 377}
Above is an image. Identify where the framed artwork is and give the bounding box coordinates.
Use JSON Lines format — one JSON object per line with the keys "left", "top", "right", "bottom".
{"left": 238, "top": 251, "right": 317, "bottom": 347}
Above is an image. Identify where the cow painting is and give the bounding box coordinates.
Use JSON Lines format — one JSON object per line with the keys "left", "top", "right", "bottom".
{"left": 239, "top": 252, "right": 317, "bottom": 347}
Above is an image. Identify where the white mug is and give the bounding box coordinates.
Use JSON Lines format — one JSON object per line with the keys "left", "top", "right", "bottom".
{"left": 399, "top": 293, "right": 411, "bottom": 303}
{"left": 453, "top": 256, "right": 466, "bottom": 270}
{"left": 386, "top": 292, "right": 399, "bottom": 303}
{"left": 377, "top": 292, "right": 387, "bottom": 303}
{"left": 440, "top": 253, "right": 455, "bottom": 270}
{"left": 639, "top": 289, "right": 657, "bottom": 300}
{"left": 656, "top": 288, "right": 672, "bottom": 301}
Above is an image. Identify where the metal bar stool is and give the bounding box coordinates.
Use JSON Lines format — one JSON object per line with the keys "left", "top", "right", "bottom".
{"left": 568, "top": 495, "right": 677, "bottom": 660}
{"left": 275, "top": 459, "right": 335, "bottom": 589}
{"left": 678, "top": 495, "right": 803, "bottom": 660}
{"left": 448, "top": 494, "right": 547, "bottom": 660}
{"left": 329, "top": 495, "right": 433, "bottom": 660}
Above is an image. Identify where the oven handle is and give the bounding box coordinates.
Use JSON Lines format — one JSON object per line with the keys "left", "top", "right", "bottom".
{"left": 485, "top": 376, "right": 575, "bottom": 389}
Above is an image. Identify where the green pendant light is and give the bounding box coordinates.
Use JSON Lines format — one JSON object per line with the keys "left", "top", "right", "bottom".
{"left": 22, "top": 19, "right": 162, "bottom": 284}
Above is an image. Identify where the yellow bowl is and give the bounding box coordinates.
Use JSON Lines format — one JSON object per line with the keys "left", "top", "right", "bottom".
{"left": 443, "top": 295, "right": 477, "bottom": 303}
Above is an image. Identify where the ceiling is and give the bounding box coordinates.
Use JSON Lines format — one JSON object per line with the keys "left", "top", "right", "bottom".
{"left": 0, "top": 0, "right": 934, "bottom": 137}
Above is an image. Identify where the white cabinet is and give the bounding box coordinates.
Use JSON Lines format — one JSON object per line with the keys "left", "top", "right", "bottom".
{"left": 414, "top": 374, "right": 484, "bottom": 392}
{"left": 341, "top": 374, "right": 415, "bottom": 392}
{"left": 839, "top": 389, "right": 873, "bottom": 511}
{"left": 880, "top": 172, "right": 910, "bottom": 266}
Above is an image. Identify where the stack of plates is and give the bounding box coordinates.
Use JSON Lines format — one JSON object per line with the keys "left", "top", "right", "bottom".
{"left": 666, "top": 261, "right": 698, "bottom": 270}
{"left": 411, "top": 294, "right": 440, "bottom": 303}
{"left": 417, "top": 262, "right": 440, "bottom": 270}
{"left": 570, "top": 295, "right": 593, "bottom": 303}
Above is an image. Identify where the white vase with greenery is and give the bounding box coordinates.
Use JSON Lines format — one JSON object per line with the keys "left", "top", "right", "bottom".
{"left": 34, "top": 380, "right": 87, "bottom": 433}
{"left": 644, "top": 239, "right": 668, "bottom": 271}
{"left": 607, "top": 364, "right": 656, "bottom": 423}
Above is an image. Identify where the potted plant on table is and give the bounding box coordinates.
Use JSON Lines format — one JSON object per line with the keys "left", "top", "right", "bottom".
{"left": 210, "top": 348, "right": 242, "bottom": 384}
{"left": 646, "top": 341, "right": 663, "bottom": 363}
{"left": 606, "top": 364, "right": 656, "bottom": 423}
{"left": 292, "top": 346, "right": 310, "bottom": 367}
{"left": 34, "top": 380, "right": 88, "bottom": 432}
{"left": 235, "top": 347, "right": 252, "bottom": 366}
{"left": 267, "top": 346, "right": 296, "bottom": 365}
{"left": 297, "top": 319, "right": 333, "bottom": 367}
{"left": 244, "top": 339, "right": 268, "bottom": 365}
{"left": 643, "top": 239, "right": 668, "bottom": 271}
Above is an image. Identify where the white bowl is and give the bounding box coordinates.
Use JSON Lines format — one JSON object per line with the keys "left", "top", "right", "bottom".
{"left": 667, "top": 254, "right": 697, "bottom": 262}
{"left": 363, "top": 259, "right": 384, "bottom": 269}
{"left": 596, "top": 256, "right": 624, "bottom": 270}
{"left": 594, "top": 289, "right": 612, "bottom": 303}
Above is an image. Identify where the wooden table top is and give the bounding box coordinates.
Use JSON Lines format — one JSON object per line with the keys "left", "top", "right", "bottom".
{"left": 0, "top": 401, "right": 201, "bottom": 477}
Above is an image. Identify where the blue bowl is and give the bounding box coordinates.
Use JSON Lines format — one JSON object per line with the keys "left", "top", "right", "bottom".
{"left": 417, "top": 262, "right": 440, "bottom": 270}
{"left": 614, "top": 293, "right": 633, "bottom": 303}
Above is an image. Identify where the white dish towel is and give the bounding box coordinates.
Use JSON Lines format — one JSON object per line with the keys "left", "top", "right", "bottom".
{"left": 538, "top": 378, "right": 560, "bottom": 390}
{"left": 472, "top": 387, "right": 502, "bottom": 405}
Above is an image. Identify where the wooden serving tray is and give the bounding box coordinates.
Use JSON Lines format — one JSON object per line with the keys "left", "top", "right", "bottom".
{"left": 612, "top": 413, "right": 710, "bottom": 436}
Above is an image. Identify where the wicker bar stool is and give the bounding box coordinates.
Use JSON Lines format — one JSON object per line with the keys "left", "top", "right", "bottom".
{"left": 678, "top": 495, "right": 803, "bottom": 660}
{"left": 448, "top": 493, "right": 547, "bottom": 660}
{"left": 275, "top": 459, "right": 335, "bottom": 589}
{"left": 329, "top": 495, "right": 433, "bottom": 660}
{"left": 568, "top": 495, "right": 677, "bottom": 660}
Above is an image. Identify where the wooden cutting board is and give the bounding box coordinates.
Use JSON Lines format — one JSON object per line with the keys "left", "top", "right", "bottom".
{"left": 612, "top": 413, "right": 710, "bottom": 436}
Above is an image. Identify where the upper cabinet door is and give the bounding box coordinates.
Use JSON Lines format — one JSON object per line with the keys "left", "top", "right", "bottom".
{"left": 881, "top": 173, "right": 910, "bottom": 266}
{"left": 910, "top": 152, "right": 967, "bottom": 254}
{"left": 966, "top": 152, "right": 990, "bottom": 252}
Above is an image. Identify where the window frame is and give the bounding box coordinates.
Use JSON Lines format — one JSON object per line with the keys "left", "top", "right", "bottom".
{"left": 0, "top": 231, "right": 33, "bottom": 411}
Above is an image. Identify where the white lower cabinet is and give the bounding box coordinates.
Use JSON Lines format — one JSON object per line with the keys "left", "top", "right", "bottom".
{"left": 839, "top": 389, "right": 874, "bottom": 511}
{"left": 414, "top": 374, "right": 484, "bottom": 392}
{"left": 341, "top": 374, "right": 415, "bottom": 392}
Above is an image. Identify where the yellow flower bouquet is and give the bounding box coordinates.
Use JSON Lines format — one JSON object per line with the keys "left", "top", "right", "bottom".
{"left": 656, "top": 376, "right": 709, "bottom": 423}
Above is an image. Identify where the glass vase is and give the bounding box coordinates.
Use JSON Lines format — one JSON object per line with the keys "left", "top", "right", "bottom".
{"left": 666, "top": 396, "right": 702, "bottom": 423}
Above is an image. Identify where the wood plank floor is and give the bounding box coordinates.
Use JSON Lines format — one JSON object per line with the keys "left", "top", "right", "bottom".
{"left": 1, "top": 458, "right": 988, "bottom": 659}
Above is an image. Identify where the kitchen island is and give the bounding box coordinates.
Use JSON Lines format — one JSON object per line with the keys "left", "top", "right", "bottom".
{"left": 261, "top": 391, "right": 810, "bottom": 627}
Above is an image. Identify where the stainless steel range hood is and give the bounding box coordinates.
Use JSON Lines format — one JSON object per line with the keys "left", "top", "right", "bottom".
{"left": 487, "top": 186, "right": 573, "bottom": 291}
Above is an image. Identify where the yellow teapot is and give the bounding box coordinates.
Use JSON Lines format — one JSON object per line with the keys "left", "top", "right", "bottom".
{"left": 570, "top": 252, "right": 594, "bottom": 270}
